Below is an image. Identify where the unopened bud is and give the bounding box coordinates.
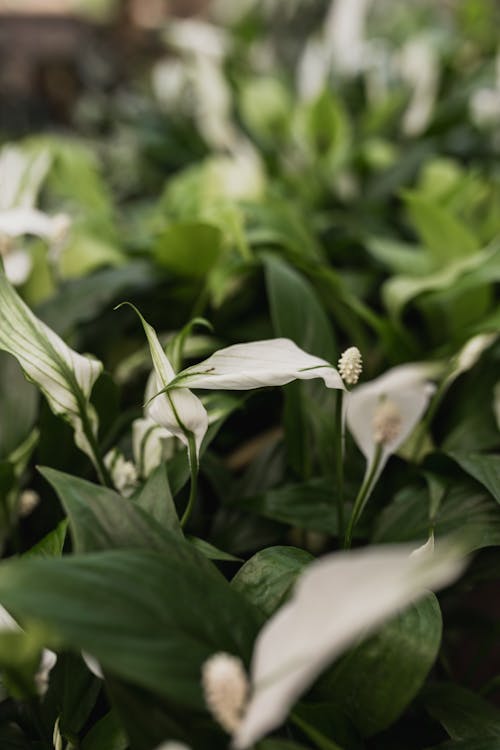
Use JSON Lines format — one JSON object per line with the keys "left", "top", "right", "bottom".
{"left": 201, "top": 652, "right": 249, "bottom": 734}
{"left": 338, "top": 346, "right": 362, "bottom": 386}
{"left": 372, "top": 398, "right": 402, "bottom": 445}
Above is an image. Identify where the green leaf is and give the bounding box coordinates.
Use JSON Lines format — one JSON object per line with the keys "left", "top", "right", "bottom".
{"left": 39, "top": 467, "right": 177, "bottom": 554}
{"left": 133, "top": 463, "right": 181, "bottom": 533}
{"left": 155, "top": 221, "right": 223, "bottom": 277}
{"left": 383, "top": 242, "right": 500, "bottom": 318}
{"left": 404, "top": 194, "right": 478, "bottom": 262}
{"left": 23, "top": 519, "right": 67, "bottom": 558}
{"left": 0, "top": 268, "right": 102, "bottom": 466}
{"left": 316, "top": 594, "right": 442, "bottom": 737}
{"left": 259, "top": 741, "right": 311, "bottom": 750}
{"left": 47, "top": 653, "right": 101, "bottom": 739}
{"left": 239, "top": 479, "right": 339, "bottom": 535}
{"left": 188, "top": 536, "right": 241, "bottom": 562}
{"left": 447, "top": 453, "right": 500, "bottom": 504}
{"left": 373, "top": 482, "right": 500, "bottom": 552}
{"left": 232, "top": 546, "right": 313, "bottom": 617}
{"left": 0, "top": 547, "right": 261, "bottom": 709}
{"left": 264, "top": 253, "right": 336, "bottom": 476}
{"left": 423, "top": 683, "right": 500, "bottom": 740}
{"left": 0, "top": 352, "right": 38, "bottom": 459}
{"left": 81, "top": 712, "right": 128, "bottom": 750}
{"left": 425, "top": 741, "right": 500, "bottom": 750}
{"left": 263, "top": 254, "right": 336, "bottom": 361}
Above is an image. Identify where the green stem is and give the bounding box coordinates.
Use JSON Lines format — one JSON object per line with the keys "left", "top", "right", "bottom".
{"left": 411, "top": 379, "right": 448, "bottom": 463}
{"left": 80, "top": 407, "right": 113, "bottom": 488}
{"left": 334, "top": 390, "right": 345, "bottom": 542}
{"left": 344, "top": 443, "right": 383, "bottom": 549}
{"left": 181, "top": 434, "right": 199, "bottom": 528}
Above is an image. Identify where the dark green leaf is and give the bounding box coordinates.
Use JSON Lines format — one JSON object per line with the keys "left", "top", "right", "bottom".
{"left": 39, "top": 467, "right": 175, "bottom": 554}
{"left": 232, "top": 546, "right": 313, "bottom": 617}
{"left": 188, "top": 536, "right": 241, "bottom": 562}
{"left": 239, "top": 479, "right": 339, "bottom": 535}
{"left": 0, "top": 353, "right": 38, "bottom": 459}
{"left": 447, "top": 453, "right": 500, "bottom": 504}
{"left": 316, "top": 595, "right": 442, "bottom": 737}
{"left": 423, "top": 683, "right": 500, "bottom": 740}
{"left": 133, "top": 463, "right": 180, "bottom": 533}
{"left": 81, "top": 711, "right": 128, "bottom": 750}
{"left": 0, "top": 546, "right": 261, "bottom": 709}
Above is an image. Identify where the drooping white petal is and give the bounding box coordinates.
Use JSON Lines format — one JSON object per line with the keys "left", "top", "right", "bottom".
{"left": 346, "top": 363, "right": 435, "bottom": 481}
{"left": 0, "top": 604, "right": 57, "bottom": 696}
{"left": 0, "top": 207, "right": 61, "bottom": 239}
{"left": 0, "top": 268, "right": 102, "bottom": 461}
{"left": 132, "top": 416, "right": 174, "bottom": 478}
{"left": 127, "top": 307, "right": 208, "bottom": 457}
{"left": 3, "top": 248, "right": 32, "bottom": 286}
{"left": 233, "top": 543, "right": 465, "bottom": 749}
{"left": 176, "top": 339, "right": 344, "bottom": 392}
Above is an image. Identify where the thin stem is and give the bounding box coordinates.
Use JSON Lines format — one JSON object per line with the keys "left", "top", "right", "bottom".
{"left": 181, "top": 434, "right": 199, "bottom": 528}
{"left": 80, "top": 406, "right": 113, "bottom": 488}
{"left": 410, "top": 379, "right": 448, "bottom": 463}
{"left": 334, "top": 390, "right": 345, "bottom": 542}
{"left": 344, "top": 443, "right": 383, "bottom": 549}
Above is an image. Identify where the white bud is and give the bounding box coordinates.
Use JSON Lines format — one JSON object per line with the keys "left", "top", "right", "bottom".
{"left": 19, "top": 489, "right": 40, "bottom": 517}
{"left": 338, "top": 346, "right": 363, "bottom": 385}
{"left": 372, "top": 398, "right": 402, "bottom": 445}
{"left": 201, "top": 652, "right": 249, "bottom": 735}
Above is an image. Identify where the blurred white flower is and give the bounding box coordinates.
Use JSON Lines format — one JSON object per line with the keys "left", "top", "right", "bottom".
{"left": 104, "top": 448, "right": 139, "bottom": 497}
{"left": 202, "top": 652, "right": 249, "bottom": 734}
{"left": 231, "top": 542, "right": 464, "bottom": 748}
{"left": 346, "top": 363, "right": 435, "bottom": 486}
{"left": 0, "top": 604, "right": 57, "bottom": 696}
{"left": 399, "top": 36, "right": 440, "bottom": 137}
{"left": 324, "top": 0, "right": 374, "bottom": 75}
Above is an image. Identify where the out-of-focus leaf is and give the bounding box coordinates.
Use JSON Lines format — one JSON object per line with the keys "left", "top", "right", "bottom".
{"left": 239, "top": 479, "right": 339, "bottom": 535}
{"left": 0, "top": 547, "right": 261, "bottom": 709}
{"left": 423, "top": 683, "right": 500, "bottom": 740}
{"left": 404, "top": 194, "right": 478, "bottom": 261}
{"left": 373, "top": 482, "right": 500, "bottom": 552}
{"left": 81, "top": 712, "right": 128, "bottom": 750}
{"left": 187, "top": 536, "right": 241, "bottom": 562}
{"left": 0, "top": 353, "right": 38, "bottom": 459}
{"left": 316, "top": 595, "right": 442, "bottom": 737}
{"left": 232, "top": 546, "right": 313, "bottom": 617}
{"left": 447, "top": 452, "right": 500, "bottom": 504}
{"left": 155, "top": 221, "right": 223, "bottom": 277}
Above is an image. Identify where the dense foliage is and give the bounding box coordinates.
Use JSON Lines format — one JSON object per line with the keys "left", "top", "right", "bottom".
{"left": 0, "top": 1, "right": 499, "bottom": 749}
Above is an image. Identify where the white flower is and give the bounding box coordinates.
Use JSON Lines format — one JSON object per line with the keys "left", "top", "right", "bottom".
{"left": 338, "top": 346, "right": 362, "bottom": 386}
{"left": 201, "top": 652, "right": 249, "bottom": 735}
{"left": 346, "top": 363, "right": 435, "bottom": 486}
{"left": 399, "top": 36, "right": 439, "bottom": 137}
{"left": 174, "top": 338, "right": 345, "bottom": 392}
{"left": 104, "top": 448, "right": 139, "bottom": 497}
{"left": 0, "top": 604, "right": 56, "bottom": 696}
{"left": 233, "top": 542, "right": 465, "bottom": 749}
{"left": 0, "top": 268, "right": 103, "bottom": 467}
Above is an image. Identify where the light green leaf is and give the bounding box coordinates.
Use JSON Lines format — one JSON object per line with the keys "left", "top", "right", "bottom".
{"left": 23, "top": 519, "right": 67, "bottom": 558}
{"left": 232, "top": 546, "right": 313, "bottom": 617}
{"left": 0, "top": 268, "right": 102, "bottom": 467}
{"left": 404, "top": 194, "right": 478, "bottom": 262}
{"left": 133, "top": 463, "right": 180, "bottom": 533}
{"left": 155, "top": 221, "right": 223, "bottom": 277}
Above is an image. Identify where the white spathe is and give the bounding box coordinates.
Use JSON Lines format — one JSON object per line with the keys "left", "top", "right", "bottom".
{"left": 0, "top": 604, "right": 57, "bottom": 696}
{"left": 132, "top": 309, "right": 208, "bottom": 458}
{"left": 175, "top": 338, "right": 345, "bottom": 392}
{"left": 233, "top": 542, "right": 465, "bottom": 749}
{"left": 346, "top": 362, "right": 434, "bottom": 482}
{"left": 0, "top": 269, "right": 102, "bottom": 461}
